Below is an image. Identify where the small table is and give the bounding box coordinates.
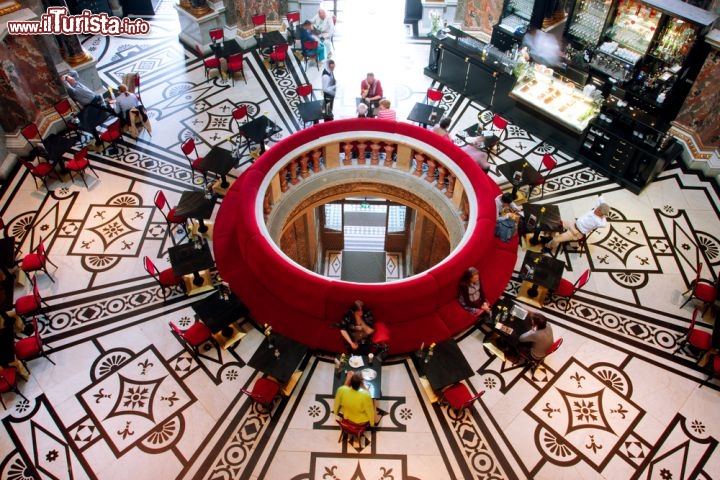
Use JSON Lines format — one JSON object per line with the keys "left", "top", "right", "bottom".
{"left": 210, "top": 39, "right": 242, "bottom": 59}
{"left": 248, "top": 333, "right": 309, "bottom": 384}
{"left": 238, "top": 116, "right": 282, "bottom": 154}
{"left": 256, "top": 31, "right": 287, "bottom": 51}
{"left": 406, "top": 102, "right": 445, "bottom": 127}
{"left": 197, "top": 145, "right": 236, "bottom": 191}
{"left": 522, "top": 203, "right": 563, "bottom": 246}
{"left": 43, "top": 133, "right": 77, "bottom": 169}
{"left": 298, "top": 100, "right": 324, "bottom": 126}
{"left": 415, "top": 339, "right": 474, "bottom": 391}
{"left": 168, "top": 241, "right": 215, "bottom": 292}
{"left": 332, "top": 355, "right": 383, "bottom": 399}
{"left": 517, "top": 250, "right": 565, "bottom": 307}
{"left": 192, "top": 291, "right": 249, "bottom": 349}
{"left": 496, "top": 159, "right": 543, "bottom": 201}
{"left": 174, "top": 190, "right": 215, "bottom": 235}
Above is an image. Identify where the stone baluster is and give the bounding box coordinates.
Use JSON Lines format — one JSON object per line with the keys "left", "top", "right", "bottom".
{"left": 356, "top": 141, "right": 367, "bottom": 165}
{"left": 370, "top": 142, "right": 381, "bottom": 165}
{"left": 279, "top": 166, "right": 289, "bottom": 192}
{"left": 263, "top": 192, "right": 271, "bottom": 215}
{"left": 383, "top": 144, "right": 394, "bottom": 167}
{"left": 413, "top": 153, "right": 425, "bottom": 176}
{"left": 299, "top": 153, "right": 310, "bottom": 178}
{"left": 425, "top": 159, "right": 437, "bottom": 182}
{"left": 445, "top": 172, "right": 456, "bottom": 198}
{"left": 436, "top": 165, "right": 447, "bottom": 190}
{"left": 289, "top": 158, "right": 300, "bottom": 185}
{"left": 342, "top": 142, "right": 353, "bottom": 165}
{"left": 312, "top": 150, "right": 323, "bottom": 173}
{"left": 461, "top": 196, "right": 469, "bottom": 221}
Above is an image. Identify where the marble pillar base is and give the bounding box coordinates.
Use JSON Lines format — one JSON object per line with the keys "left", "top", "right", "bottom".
{"left": 669, "top": 124, "right": 720, "bottom": 183}
{"left": 0, "top": 152, "right": 17, "bottom": 181}
{"left": 421, "top": 1, "right": 447, "bottom": 37}
{"left": 175, "top": 2, "right": 226, "bottom": 52}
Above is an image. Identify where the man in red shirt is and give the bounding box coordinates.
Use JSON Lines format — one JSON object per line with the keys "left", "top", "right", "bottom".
{"left": 360, "top": 73, "right": 383, "bottom": 116}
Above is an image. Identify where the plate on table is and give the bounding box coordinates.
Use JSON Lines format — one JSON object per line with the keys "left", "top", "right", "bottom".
{"left": 361, "top": 368, "right": 377, "bottom": 380}
{"left": 348, "top": 356, "right": 363, "bottom": 368}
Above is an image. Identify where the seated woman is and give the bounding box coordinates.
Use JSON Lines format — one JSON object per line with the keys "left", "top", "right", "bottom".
{"left": 458, "top": 267, "right": 492, "bottom": 318}
{"left": 376, "top": 99, "right": 397, "bottom": 121}
{"left": 460, "top": 136, "right": 490, "bottom": 172}
{"left": 340, "top": 300, "right": 375, "bottom": 353}
{"left": 333, "top": 371, "right": 378, "bottom": 426}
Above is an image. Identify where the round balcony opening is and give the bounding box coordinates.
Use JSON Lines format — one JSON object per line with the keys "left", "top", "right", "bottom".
{"left": 277, "top": 196, "right": 451, "bottom": 282}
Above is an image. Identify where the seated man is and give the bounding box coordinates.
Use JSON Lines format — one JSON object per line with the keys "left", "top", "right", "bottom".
{"left": 333, "top": 371, "right": 377, "bottom": 427}
{"left": 360, "top": 73, "right": 383, "bottom": 116}
{"left": 517, "top": 312, "right": 554, "bottom": 361}
{"left": 340, "top": 300, "right": 375, "bottom": 353}
{"left": 61, "top": 70, "right": 105, "bottom": 108}
{"left": 543, "top": 196, "right": 609, "bottom": 254}
{"left": 311, "top": 8, "right": 334, "bottom": 58}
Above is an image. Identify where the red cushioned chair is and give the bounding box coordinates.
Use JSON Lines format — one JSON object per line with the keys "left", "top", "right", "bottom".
{"left": 673, "top": 308, "right": 712, "bottom": 358}
{"left": 21, "top": 159, "right": 55, "bottom": 191}
{"left": 241, "top": 377, "right": 280, "bottom": 413}
{"left": 269, "top": 44, "right": 289, "bottom": 71}
{"left": 286, "top": 11, "right": 300, "bottom": 45}
{"left": 195, "top": 44, "right": 220, "bottom": 80}
{"left": 251, "top": 13, "right": 267, "bottom": 33}
{"left": 15, "top": 317, "right": 55, "bottom": 370}
{"left": 371, "top": 322, "right": 391, "bottom": 357}
{"left": 441, "top": 383, "right": 485, "bottom": 412}
{"left": 337, "top": 418, "right": 370, "bottom": 448}
{"left": 154, "top": 190, "right": 188, "bottom": 245}
{"left": 526, "top": 154, "right": 557, "bottom": 200}
{"left": 426, "top": 88, "right": 443, "bottom": 105}
{"left": 181, "top": 137, "right": 209, "bottom": 185}
{"left": 15, "top": 276, "right": 50, "bottom": 322}
{"left": 699, "top": 354, "right": 720, "bottom": 388}
{"left": 54, "top": 98, "right": 83, "bottom": 143}
{"left": 491, "top": 114, "right": 508, "bottom": 137}
{"left": 209, "top": 27, "right": 224, "bottom": 45}
{"left": 169, "top": 318, "right": 214, "bottom": 357}
{"left": 296, "top": 83, "right": 314, "bottom": 101}
{"left": 680, "top": 263, "right": 718, "bottom": 315}
{"left": 143, "top": 256, "right": 183, "bottom": 302}
{"left": 302, "top": 40, "right": 319, "bottom": 71}
{"left": 227, "top": 53, "right": 246, "bottom": 86}
{"left": 554, "top": 269, "right": 590, "bottom": 312}
{"left": 0, "top": 367, "right": 27, "bottom": 410}
{"left": 20, "top": 240, "right": 57, "bottom": 283}
{"left": 20, "top": 123, "right": 49, "bottom": 161}
{"left": 97, "top": 118, "right": 122, "bottom": 158}
{"left": 519, "top": 337, "right": 563, "bottom": 373}
{"left": 66, "top": 147, "right": 99, "bottom": 188}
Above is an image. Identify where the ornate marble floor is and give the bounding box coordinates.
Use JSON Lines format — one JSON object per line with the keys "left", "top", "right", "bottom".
{"left": 1, "top": 1, "right": 719, "bottom": 479}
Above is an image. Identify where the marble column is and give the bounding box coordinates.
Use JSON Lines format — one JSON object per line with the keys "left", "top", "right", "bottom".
{"left": 42, "top": 0, "right": 94, "bottom": 68}
{"left": 456, "top": 0, "right": 502, "bottom": 38}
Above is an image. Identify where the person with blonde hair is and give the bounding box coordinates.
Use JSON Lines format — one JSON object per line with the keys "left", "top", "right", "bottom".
{"left": 112, "top": 83, "right": 150, "bottom": 138}
{"left": 376, "top": 99, "right": 396, "bottom": 121}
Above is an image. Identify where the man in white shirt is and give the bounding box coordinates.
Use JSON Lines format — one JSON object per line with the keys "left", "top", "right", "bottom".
{"left": 322, "top": 60, "right": 336, "bottom": 119}
{"left": 543, "top": 196, "right": 609, "bottom": 254}
{"left": 311, "top": 8, "right": 334, "bottom": 58}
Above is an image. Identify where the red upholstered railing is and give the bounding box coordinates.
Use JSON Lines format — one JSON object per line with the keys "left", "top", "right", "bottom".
{"left": 214, "top": 118, "right": 518, "bottom": 354}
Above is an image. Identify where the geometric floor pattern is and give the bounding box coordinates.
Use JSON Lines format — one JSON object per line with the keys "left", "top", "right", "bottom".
{"left": 1, "top": 1, "right": 719, "bottom": 478}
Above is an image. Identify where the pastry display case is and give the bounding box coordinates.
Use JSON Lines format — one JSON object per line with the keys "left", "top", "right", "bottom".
{"left": 510, "top": 68, "right": 600, "bottom": 133}
{"left": 606, "top": 0, "right": 661, "bottom": 55}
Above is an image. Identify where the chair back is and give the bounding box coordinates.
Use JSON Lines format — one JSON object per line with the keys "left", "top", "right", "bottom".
{"left": 274, "top": 44, "right": 289, "bottom": 54}
{"left": 227, "top": 53, "right": 243, "bottom": 69}
{"left": 168, "top": 321, "right": 184, "bottom": 338}
{"left": 21, "top": 160, "right": 37, "bottom": 175}
{"left": 303, "top": 40, "right": 318, "bottom": 52}
{"left": 426, "top": 88, "right": 443, "bottom": 103}
{"left": 181, "top": 138, "right": 197, "bottom": 158}
{"left": 296, "top": 83, "right": 313, "bottom": 100}
{"left": 492, "top": 115, "right": 508, "bottom": 131}
{"left": 693, "top": 263, "right": 703, "bottom": 285}
{"left": 541, "top": 154, "right": 557, "bottom": 172}
{"left": 546, "top": 337, "right": 563, "bottom": 356}
{"left": 338, "top": 418, "right": 368, "bottom": 435}
{"left": 460, "top": 391, "right": 485, "bottom": 410}
{"left": 0, "top": 368, "right": 16, "bottom": 392}
{"left": 209, "top": 28, "right": 224, "bottom": 43}
{"left": 154, "top": 190, "right": 169, "bottom": 212}
{"left": 575, "top": 269, "right": 591, "bottom": 290}
{"left": 31, "top": 317, "right": 43, "bottom": 350}
{"left": 21, "top": 123, "right": 41, "bottom": 143}
{"left": 194, "top": 44, "right": 205, "bottom": 58}
{"left": 54, "top": 98, "right": 74, "bottom": 117}
{"left": 232, "top": 105, "right": 249, "bottom": 124}
{"left": 687, "top": 307, "right": 700, "bottom": 332}
{"left": 37, "top": 240, "right": 48, "bottom": 265}
{"left": 286, "top": 10, "right": 300, "bottom": 23}
{"left": 143, "top": 256, "right": 159, "bottom": 280}
{"left": 251, "top": 14, "right": 266, "bottom": 28}
{"left": 32, "top": 276, "right": 41, "bottom": 303}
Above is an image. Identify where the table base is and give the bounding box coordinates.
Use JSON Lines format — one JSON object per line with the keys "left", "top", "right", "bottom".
{"left": 189, "top": 221, "right": 215, "bottom": 240}
{"left": 418, "top": 376, "right": 439, "bottom": 403}
{"left": 522, "top": 233, "right": 544, "bottom": 252}
{"left": 508, "top": 188, "right": 529, "bottom": 205}
{"left": 516, "top": 281, "right": 549, "bottom": 308}
{"left": 183, "top": 270, "right": 214, "bottom": 296}
{"left": 280, "top": 370, "right": 304, "bottom": 396}
{"left": 483, "top": 340, "right": 508, "bottom": 363}
{"left": 211, "top": 323, "right": 246, "bottom": 350}
{"left": 212, "top": 178, "right": 234, "bottom": 196}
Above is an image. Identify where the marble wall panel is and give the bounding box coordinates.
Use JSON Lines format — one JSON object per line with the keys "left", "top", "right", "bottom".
{"left": 456, "top": 0, "right": 503, "bottom": 36}
{"left": 675, "top": 50, "right": 720, "bottom": 150}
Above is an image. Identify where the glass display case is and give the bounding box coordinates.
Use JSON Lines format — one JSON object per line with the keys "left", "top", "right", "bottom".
{"left": 606, "top": 0, "right": 661, "bottom": 54}
{"left": 510, "top": 68, "right": 600, "bottom": 133}
{"left": 565, "top": 0, "right": 612, "bottom": 47}
{"left": 649, "top": 17, "right": 698, "bottom": 66}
